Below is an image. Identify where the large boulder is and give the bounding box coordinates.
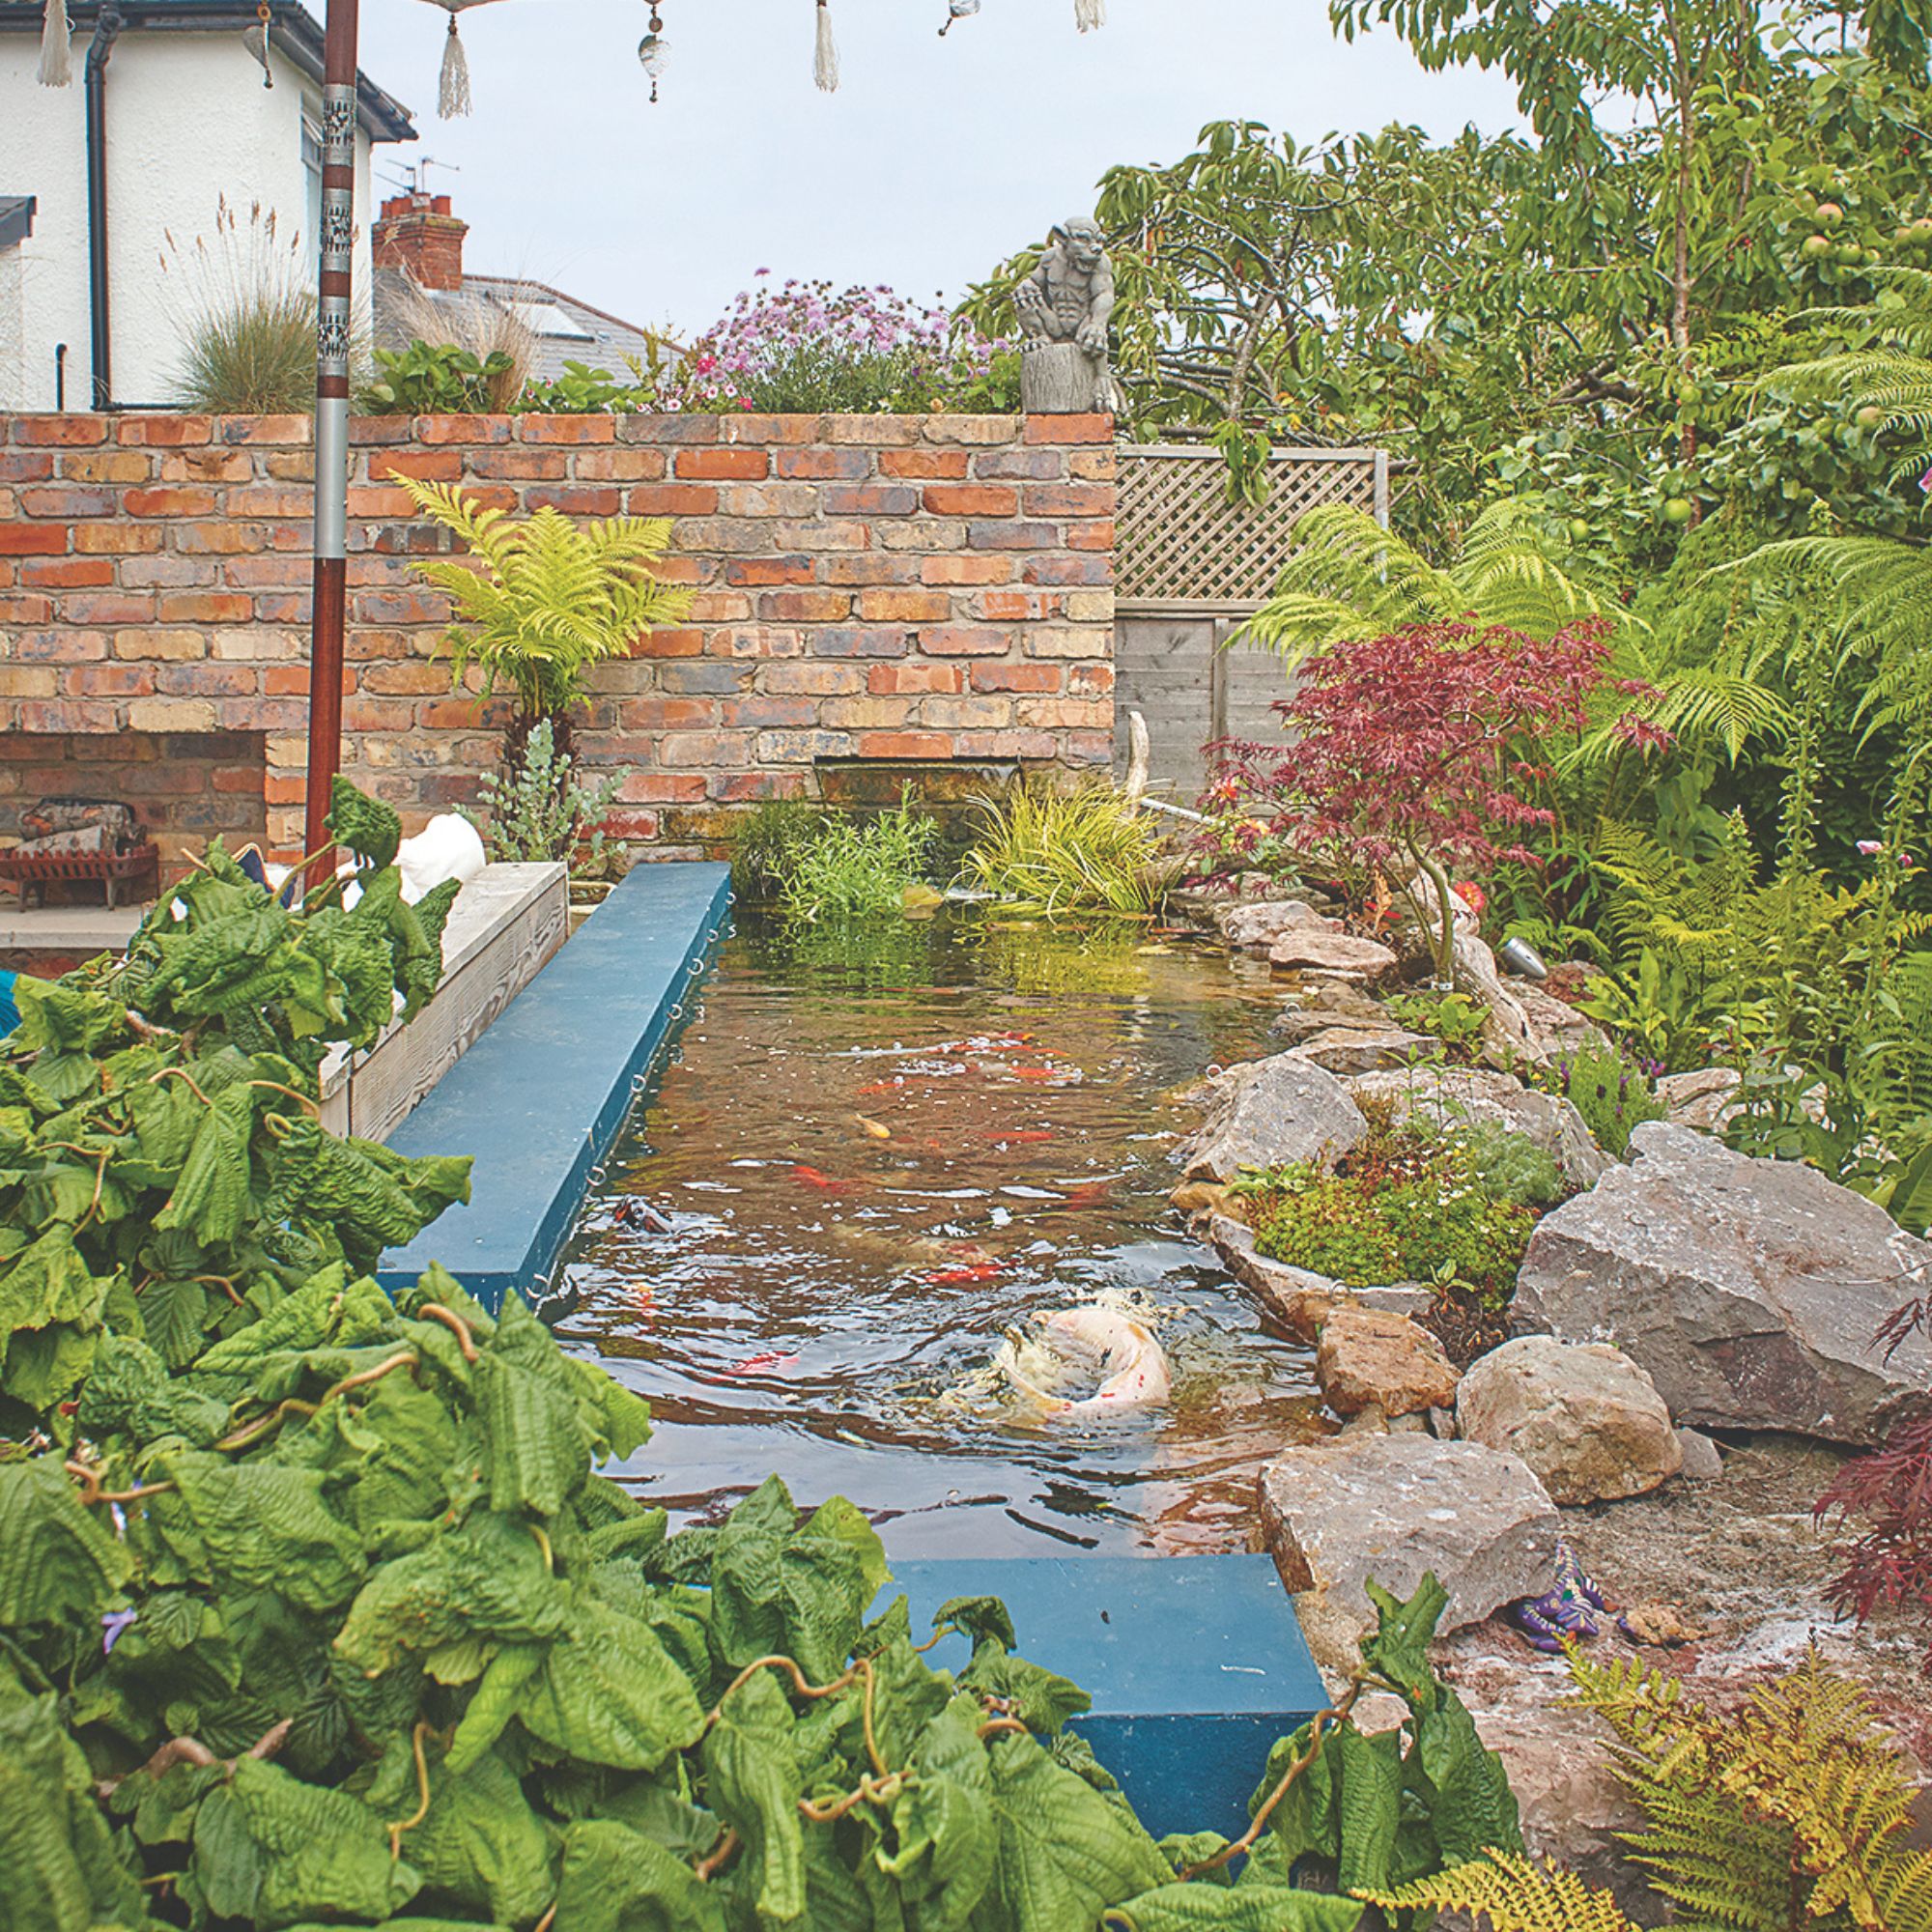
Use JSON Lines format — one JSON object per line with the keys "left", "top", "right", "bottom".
{"left": 1270, "top": 979, "right": 1391, "bottom": 1040}
{"left": 1269, "top": 926, "right": 1400, "bottom": 981}
{"left": 1318, "top": 1305, "right": 1461, "bottom": 1418}
{"left": 1172, "top": 1054, "right": 1368, "bottom": 1184}
{"left": 1457, "top": 1336, "right": 1682, "bottom": 1504}
{"left": 1514, "top": 1122, "right": 1932, "bottom": 1445}
{"left": 1515, "top": 983, "right": 1611, "bottom": 1062}
{"left": 1258, "top": 1435, "right": 1560, "bottom": 1675}
{"left": 1655, "top": 1067, "right": 1743, "bottom": 1131}
{"left": 1345, "top": 1064, "right": 1611, "bottom": 1191}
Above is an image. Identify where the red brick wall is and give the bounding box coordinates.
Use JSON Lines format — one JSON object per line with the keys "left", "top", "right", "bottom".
{"left": 0, "top": 412, "right": 1117, "bottom": 861}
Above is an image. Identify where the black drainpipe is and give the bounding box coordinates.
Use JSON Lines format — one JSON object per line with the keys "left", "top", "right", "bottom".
{"left": 84, "top": 4, "right": 125, "bottom": 410}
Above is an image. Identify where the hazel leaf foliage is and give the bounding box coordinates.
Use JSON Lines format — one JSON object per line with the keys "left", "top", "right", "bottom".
{"left": 0, "top": 810, "right": 472, "bottom": 1435}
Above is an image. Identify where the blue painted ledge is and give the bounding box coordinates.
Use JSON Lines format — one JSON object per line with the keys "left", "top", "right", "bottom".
{"left": 377, "top": 861, "right": 731, "bottom": 1310}
{"left": 883, "top": 1555, "right": 1326, "bottom": 1841}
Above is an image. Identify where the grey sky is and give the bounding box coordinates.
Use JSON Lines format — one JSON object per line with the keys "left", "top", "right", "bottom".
{"left": 355, "top": 0, "right": 1523, "bottom": 340}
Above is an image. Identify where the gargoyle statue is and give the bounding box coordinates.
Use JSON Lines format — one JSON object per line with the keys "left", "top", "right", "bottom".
{"left": 1016, "top": 216, "right": 1117, "bottom": 413}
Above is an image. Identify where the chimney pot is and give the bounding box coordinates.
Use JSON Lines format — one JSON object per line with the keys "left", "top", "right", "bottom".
{"left": 372, "top": 192, "right": 468, "bottom": 293}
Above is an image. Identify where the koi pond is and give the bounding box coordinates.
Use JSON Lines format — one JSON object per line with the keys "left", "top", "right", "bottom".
{"left": 552, "top": 912, "right": 1331, "bottom": 1556}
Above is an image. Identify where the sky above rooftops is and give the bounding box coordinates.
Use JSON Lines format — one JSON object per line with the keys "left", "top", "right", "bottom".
{"left": 355, "top": 0, "right": 1521, "bottom": 343}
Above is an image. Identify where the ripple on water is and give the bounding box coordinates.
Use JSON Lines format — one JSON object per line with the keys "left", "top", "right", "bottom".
{"left": 553, "top": 911, "right": 1332, "bottom": 1556}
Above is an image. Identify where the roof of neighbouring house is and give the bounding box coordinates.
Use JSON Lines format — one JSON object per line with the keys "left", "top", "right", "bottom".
{"left": 373, "top": 270, "right": 662, "bottom": 386}
{"left": 0, "top": 195, "right": 34, "bottom": 248}
{"left": 0, "top": 0, "right": 417, "bottom": 140}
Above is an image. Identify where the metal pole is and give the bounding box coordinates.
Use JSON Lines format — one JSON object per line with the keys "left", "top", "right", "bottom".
{"left": 305, "top": 0, "right": 359, "bottom": 864}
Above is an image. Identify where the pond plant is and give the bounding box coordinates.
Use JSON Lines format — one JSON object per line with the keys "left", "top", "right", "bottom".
{"left": 961, "top": 780, "right": 1173, "bottom": 918}
{"left": 474, "top": 717, "right": 624, "bottom": 871}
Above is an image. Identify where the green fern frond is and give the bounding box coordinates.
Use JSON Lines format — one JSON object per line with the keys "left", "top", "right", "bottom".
{"left": 1361, "top": 1851, "right": 1636, "bottom": 1931}
{"left": 397, "top": 475, "right": 693, "bottom": 721}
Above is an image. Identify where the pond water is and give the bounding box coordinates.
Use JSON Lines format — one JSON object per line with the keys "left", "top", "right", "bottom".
{"left": 553, "top": 911, "right": 1333, "bottom": 1557}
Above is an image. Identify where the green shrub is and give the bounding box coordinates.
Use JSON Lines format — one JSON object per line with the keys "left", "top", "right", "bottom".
{"left": 1548, "top": 1039, "right": 1667, "bottom": 1156}
{"left": 1383, "top": 989, "right": 1490, "bottom": 1059}
{"left": 729, "top": 798, "right": 835, "bottom": 898}
{"left": 362, "top": 338, "right": 519, "bottom": 412}
{"left": 476, "top": 716, "right": 622, "bottom": 868}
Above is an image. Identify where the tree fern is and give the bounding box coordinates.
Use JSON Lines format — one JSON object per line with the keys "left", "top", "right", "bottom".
{"left": 1362, "top": 1851, "right": 1637, "bottom": 1932}
{"left": 399, "top": 475, "right": 693, "bottom": 727}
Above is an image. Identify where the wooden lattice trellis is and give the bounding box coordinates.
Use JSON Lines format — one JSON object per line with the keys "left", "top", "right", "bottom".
{"left": 1116, "top": 444, "right": 1389, "bottom": 612}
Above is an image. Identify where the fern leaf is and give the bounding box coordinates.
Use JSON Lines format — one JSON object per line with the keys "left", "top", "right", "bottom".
{"left": 1362, "top": 1851, "right": 1637, "bottom": 1931}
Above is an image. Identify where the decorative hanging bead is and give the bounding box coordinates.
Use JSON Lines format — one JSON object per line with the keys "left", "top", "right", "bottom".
{"left": 242, "top": 0, "right": 274, "bottom": 88}
{"left": 639, "top": 5, "right": 667, "bottom": 103}
{"left": 939, "top": 0, "right": 980, "bottom": 36}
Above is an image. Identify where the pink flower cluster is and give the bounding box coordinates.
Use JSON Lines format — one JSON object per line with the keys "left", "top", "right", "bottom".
{"left": 667, "top": 275, "right": 1008, "bottom": 414}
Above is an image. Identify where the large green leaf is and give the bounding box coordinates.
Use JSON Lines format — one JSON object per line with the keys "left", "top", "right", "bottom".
{"left": 701, "top": 1666, "right": 806, "bottom": 1924}
{"left": 709, "top": 1474, "right": 877, "bottom": 1684}
{"left": 553, "top": 1818, "right": 727, "bottom": 1932}
{"left": 370, "top": 1739, "right": 552, "bottom": 1924}
{"left": 191, "top": 1756, "right": 420, "bottom": 1930}
{"left": 474, "top": 1352, "right": 591, "bottom": 1519}
{"left": 514, "top": 1598, "right": 706, "bottom": 1773}
{"left": 1358, "top": 1573, "right": 1451, "bottom": 1709}
{"left": 0, "top": 1224, "right": 112, "bottom": 1407}
{"left": 980, "top": 1733, "right": 1171, "bottom": 1932}
{"left": 160, "top": 1454, "right": 367, "bottom": 1612}
{"left": 1105, "top": 1885, "right": 1366, "bottom": 1930}
{"left": 1412, "top": 1684, "right": 1522, "bottom": 1864}
{"left": 880, "top": 1696, "right": 997, "bottom": 1932}
{"left": 0, "top": 1459, "right": 132, "bottom": 1627}
{"left": 1333, "top": 1723, "right": 1404, "bottom": 1894}
{"left": 153, "top": 1081, "right": 255, "bottom": 1249}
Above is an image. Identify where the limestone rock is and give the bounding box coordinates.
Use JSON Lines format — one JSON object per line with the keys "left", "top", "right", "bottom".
{"left": 1655, "top": 1067, "right": 1743, "bottom": 1131}
{"left": 1268, "top": 927, "right": 1400, "bottom": 981}
{"left": 1514, "top": 1122, "right": 1932, "bottom": 1445}
{"left": 1172, "top": 1053, "right": 1368, "bottom": 1184}
{"left": 1258, "top": 1435, "right": 1561, "bottom": 1674}
{"left": 1345, "top": 1064, "right": 1611, "bottom": 1191}
{"left": 1318, "top": 1304, "right": 1461, "bottom": 1418}
{"left": 1208, "top": 1214, "right": 1433, "bottom": 1343}
{"left": 1287, "top": 1025, "right": 1432, "bottom": 1076}
{"left": 1456, "top": 1336, "right": 1682, "bottom": 1505}
{"left": 1215, "top": 899, "right": 1328, "bottom": 952}
{"left": 1676, "top": 1428, "right": 1724, "bottom": 1482}
{"left": 1516, "top": 983, "right": 1611, "bottom": 1062}
{"left": 1453, "top": 928, "right": 1540, "bottom": 1061}
{"left": 1269, "top": 979, "right": 1390, "bottom": 1040}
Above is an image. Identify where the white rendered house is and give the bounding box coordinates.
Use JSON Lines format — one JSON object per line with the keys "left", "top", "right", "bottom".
{"left": 0, "top": 0, "right": 415, "bottom": 411}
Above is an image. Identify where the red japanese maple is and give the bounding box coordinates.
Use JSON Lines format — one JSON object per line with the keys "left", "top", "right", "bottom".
{"left": 1221, "top": 618, "right": 1633, "bottom": 980}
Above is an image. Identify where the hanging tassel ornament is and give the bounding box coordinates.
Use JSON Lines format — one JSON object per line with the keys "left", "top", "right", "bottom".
{"left": 814, "top": 0, "right": 839, "bottom": 93}
{"left": 37, "top": 0, "right": 71, "bottom": 87}
{"left": 939, "top": 0, "right": 980, "bottom": 34}
{"left": 1075, "top": 0, "right": 1106, "bottom": 29}
{"left": 639, "top": 6, "right": 668, "bottom": 102}
{"left": 439, "top": 12, "right": 471, "bottom": 117}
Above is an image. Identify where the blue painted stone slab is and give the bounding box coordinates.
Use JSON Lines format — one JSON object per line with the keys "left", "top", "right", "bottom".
{"left": 881, "top": 1555, "right": 1326, "bottom": 1840}
{"left": 377, "top": 861, "right": 731, "bottom": 1311}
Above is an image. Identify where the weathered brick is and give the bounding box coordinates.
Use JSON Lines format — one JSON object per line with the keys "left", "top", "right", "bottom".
{"left": 1025, "top": 482, "right": 1116, "bottom": 518}
{"left": 158, "top": 592, "right": 254, "bottom": 624}
{"left": 822, "top": 554, "right": 918, "bottom": 587}
{"left": 970, "top": 663, "right": 1062, "bottom": 693}
{"left": 880, "top": 449, "right": 973, "bottom": 479}
{"left": 922, "top": 555, "right": 1013, "bottom": 586}
{"left": 18, "top": 700, "right": 105, "bottom": 730}
{"left": 758, "top": 589, "right": 852, "bottom": 623}
{"left": 219, "top": 414, "right": 311, "bottom": 444}
{"left": 856, "top": 730, "right": 956, "bottom": 758}
{"left": 810, "top": 628, "right": 913, "bottom": 659}
{"left": 0, "top": 666, "right": 58, "bottom": 696}
{"left": 773, "top": 519, "right": 872, "bottom": 553}
{"left": 116, "top": 630, "right": 206, "bottom": 661}
{"left": 1023, "top": 555, "right": 1111, "bottom": 585}
{"left": 16, "top": 415, "right": 108, "bottom": 445}
{"left": 0, "top": 524, "right": 69, "bottom": 554}
{"left": 1068, "top": 663, "right": 1115, "bottom": 696}
{"left": 71, "top": 521, "right": 163, "bottom": 554}
{"left": 1024, "top": 627, "right": 1107, "bottom": 658}
{"left": 760, "top": 664, "right": 867, "bottom": 696}
{"left": 0, "top": 593, "right": 53, "bottom": 624}
{"left": 717, "top": 484, "right": 821, "bottom": 519}
{"left": 0, "top": 452, "right": 56, "bottom": 482}
{"left": 161, "top": 449, "right": 253, "bottom": 484}
{"left": 463, "top": 447, "right": 570, "bottom": 481}
{"left": 14, "top": 629, "right": 108, "bottom": 661}
{"left": 128, "top": 697, "right": 216, "bottom": 731}
{"left": 657, "top": 729, "right": 754, "bottom": 766}
{"left": 616, "top": 773, "right": 710, "bottom": 805}
{"left": 118, "top": 414, "right": 213, "bottom": 446}
{"left": 676, "top": 448, "right": 769, "bottom": 480}
{"left": 124, "top": 486, "right": 217, "bottom": 518}
{"left": 923, "top": 483, "right": 1019, "bottom": 517}
{"left": 868, "top": 664, "right": 963, "bottom": 696}
{"left": 858, "top": 588, "right": 952, "bottom": 623}
{"left": 969, "top": 521, "right": 1060, "bottom": 551}
{"left": 19, "top": 557, "right": 113, "bottom": 588}
{"left": 66, "top": 592, "right": 156, "bottom": 624}
{"left": 923, "top": 695, "right": 1015, "bottom": 729}
{"left": 415, "top": 414, "right": 513, "bottom": 444}
{"left": 721, "top": 695, "right": 820, "bottom": 728}
{"left": 920, "top": 626, "right": 1011, "bottom": 657}
{"left": 157, "top": 664, "right": 260, "bottom": 697}
{"left": 58, "top": 451, "right": 153, "bottom": 483}
{"left": 574, "top": 448, "right": 668, "bottom": 481}
{"left": 726, "top": 557, "right": 816, "bottom": 587}
{"left": 820, "top": 415, "right": 923, "bottom": 446}
{"left": 823, "top": 484, "right": 919, "bottom": 517}
{"left": 923, "top": 416, "right": 1024, "bottom": 445}
{"left": 370, "top": 448, "right": 466, "bottom": 483}
{"left": 1024, "top": 413, "right": 1113, "bottom": 444}
{"left": 629, "top": 484, "right": 720, "bottom": 517}
{"left": 526, "top": 484, "right": 625, "bottom": 516}
{"left": 756, "top": 728, "right": 857, "bottom": 761}
{"left": 775, "top": 448, "right": 870, "bottom": 480}
{"left": 973, "top": 450, "right": 1065, "bottom": 480}
{"left": 18, "top": 486, "right": 117, "bottom": 517}
{"left": 176, "top": 521, "right": 267, "bottom": 554}
{"left": 518, "top": 415, "right": 616, "bottom": 444}
{"left": 1067, "top": 520, "right": 1116, "bottom": 552}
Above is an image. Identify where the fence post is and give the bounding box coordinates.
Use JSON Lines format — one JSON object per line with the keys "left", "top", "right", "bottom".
{"left": 1373, "top": 448, "right": 1390, "bottom": 529}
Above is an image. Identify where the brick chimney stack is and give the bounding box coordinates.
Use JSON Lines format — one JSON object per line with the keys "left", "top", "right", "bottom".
{"left": 372, "top": 191, "right": 468, "bottom": 292}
